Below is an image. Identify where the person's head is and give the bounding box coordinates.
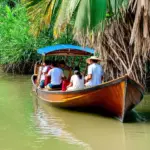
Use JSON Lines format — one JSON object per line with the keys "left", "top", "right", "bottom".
{"left": 59, "top": 60, "right": 65, "bottom": 68}
{"left": 86, "top": 56, "right": 101, "bottom": 64}
{"left": 44, "top": 60, "right": 50, "bottom": 66}
{"left": 74, "top": 66, "right": 80, "bottom": 72}
{"left": 74, "top": 66, "right": 82, "bottom": 79}
{"left": 37, "top": 60, "right": 41, "bottom": 65}
{"left": 50, "top": 61, "right": 57, "bottom": 68}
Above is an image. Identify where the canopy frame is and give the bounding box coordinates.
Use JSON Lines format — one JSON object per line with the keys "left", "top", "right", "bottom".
{"left": 37, "top": 44, "right": 94, "bottom": 56}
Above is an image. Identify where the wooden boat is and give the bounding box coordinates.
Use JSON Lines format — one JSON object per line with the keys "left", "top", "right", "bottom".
{"left": 32, "top": 44, "right": 144, "bottom": 122}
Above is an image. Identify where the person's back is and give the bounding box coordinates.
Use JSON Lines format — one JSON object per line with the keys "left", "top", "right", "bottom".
{"left": 67, "top": 66, "right": 84, "bottom": 91}
{"left": 70, "top": 74, "right": 84, "bottom": 89}
{"left": 48, "top": 67, "right": 64, "bottom": 85}
{"left": 87, "top": 63, "right": 103, "bottom": 86}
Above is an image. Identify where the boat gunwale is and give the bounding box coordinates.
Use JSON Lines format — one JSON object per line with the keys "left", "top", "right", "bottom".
{"left": 32, "top": 74, "right": 144, "bottom": 95}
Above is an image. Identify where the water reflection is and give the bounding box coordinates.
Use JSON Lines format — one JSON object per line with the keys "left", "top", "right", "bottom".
{"left": 32, "top": 97, "right": 91, "bottom": 149}
{"left": 32, "top": 98, "right": 125, "bottom": 150}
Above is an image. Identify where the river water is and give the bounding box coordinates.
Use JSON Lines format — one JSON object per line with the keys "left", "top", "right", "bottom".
{"left": 0, "top": 72, "right": 150, "bottom": 150}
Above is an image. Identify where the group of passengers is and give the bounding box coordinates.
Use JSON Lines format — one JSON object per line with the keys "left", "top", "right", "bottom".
{"left": 38, "top": 56, "right": 104, "bottom": 91}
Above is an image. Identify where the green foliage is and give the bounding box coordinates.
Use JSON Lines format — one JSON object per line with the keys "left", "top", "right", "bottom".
{"left": 74, "top": 0, "right": 107, "bottom": 32}
{"left": 0, "top": 1, "right": 77, "bottom": 73}
{"left": 22, "top": 0, "right": 61, "bottom": 36}
{"left": 0, "top": 4, "right": 32, "bottom": 64}
{"left": 26, "top": 0, "right": 129, "bottom": 37}
{"left": 0, "top": 3, "right": 52, "bottom": 73}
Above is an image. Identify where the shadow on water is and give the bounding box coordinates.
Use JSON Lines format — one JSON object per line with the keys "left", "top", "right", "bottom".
{"left": 46, "top": 105, "right": 150, "bottom": 123}
{"left": 31, "top": 92, "right": 150, "bottom": 123}
{"left": 32, "top": 97, "right": 92, "bottom": 149}
{"left": 53, "top": 107, "right": 116, "bottom": 120}
{"left": 124, "top": 110, "right": 150, "bottom": 123}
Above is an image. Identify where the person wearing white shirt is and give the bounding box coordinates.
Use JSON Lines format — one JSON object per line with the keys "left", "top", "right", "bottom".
{"left": 85, "top": 56, "right": 104, "bottom": 87}
{"left": 39, "top": 60, "right": 50, "bottom": 88}
{"left": 67, "top": 66, "right": 84, "bottom": 91}
{"left": 47, "top": 61, "right": 64, "bottom": 89}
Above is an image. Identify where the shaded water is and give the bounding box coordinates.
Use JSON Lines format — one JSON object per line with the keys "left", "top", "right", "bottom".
{"left": 0, "top": 72, "right": 150, "bottom": 150}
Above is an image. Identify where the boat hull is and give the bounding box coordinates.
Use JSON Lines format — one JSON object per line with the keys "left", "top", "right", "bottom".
{"left": 32, "top": 75, "right": 144, "bottom": 122}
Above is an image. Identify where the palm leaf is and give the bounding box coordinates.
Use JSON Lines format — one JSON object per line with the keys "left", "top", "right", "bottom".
{"left": 74, "top": 0, "right": 90, "bottom": 32}
{"left": 74, "top": 0, "right": 107, "bottom": 32}
{"left": 44, "top": 0, "right": 56, "bottom": 28}
{"left": 23, "top": 0, "right": 58, "bottom": 36}
{"left": 53, "top": 0, "right": 80, "bottom": 38}
{"left": 90, "top": 0, "right": 107, "bottom": 29}
{"left": 23, "top": 0, "right": 129, "bottom": 37}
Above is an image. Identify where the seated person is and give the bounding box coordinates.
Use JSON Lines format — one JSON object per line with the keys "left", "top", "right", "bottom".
{"left": 59, "top": 60, "right": 72, "bottom": 81}
{"left": 67, "top": 66, "right": 84, "bottom": 91}
{"left": 85, "top": 56, "right": 104, "bottom": 87}
{"left": 39, "top": 60, "right": 51, "bottom": 88}
{"left": 47, "top": 61, "right": 64, "bottom": 89}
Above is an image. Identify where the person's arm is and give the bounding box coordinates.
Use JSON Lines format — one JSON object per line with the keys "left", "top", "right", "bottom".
{"left": 85, "top": 74, "right": 92, "bottom": 82}
{"left": 62, "top": 71, "right": 66, "bottom": 80}
{"left": 47, "top": 69, "right": 51, "bottom": 77}
{"left": 67, "top": 76, "right": 73, "bottom": 88}
{"left": 67, "top": 82, "right": 73, "bottom": 88}
{"left": 61, "top": 70, "right": 66, "bottom": 80}
{"left": 67, "top": 68, "right": 72, "bottom": 81}
{"left": 85, "top": 65, "right": 92, "bottom": 83}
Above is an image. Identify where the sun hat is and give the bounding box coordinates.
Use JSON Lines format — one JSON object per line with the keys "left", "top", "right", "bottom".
{"left": 86, "top": 56, "right": 102, "bottom": 64}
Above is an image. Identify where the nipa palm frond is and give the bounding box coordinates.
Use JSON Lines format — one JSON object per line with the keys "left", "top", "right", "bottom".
{"left": 53, "top": 0, "right": 80, "bottom": 38}
{"left": 23, "top": 0, "right": 58, "bottom": 36}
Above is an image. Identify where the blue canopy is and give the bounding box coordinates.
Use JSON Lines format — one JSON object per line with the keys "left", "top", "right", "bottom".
{"left": 37, "top": 44, "right": 94, "bottom": 56}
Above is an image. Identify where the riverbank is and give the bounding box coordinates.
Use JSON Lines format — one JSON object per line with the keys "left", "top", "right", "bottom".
{"left": 1, "top": 62, "right": 35, "bottom": 74}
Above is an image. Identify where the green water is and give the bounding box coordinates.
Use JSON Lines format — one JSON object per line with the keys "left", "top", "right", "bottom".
{"left": 0, "top": 72, "right": 150, "bottom": 150}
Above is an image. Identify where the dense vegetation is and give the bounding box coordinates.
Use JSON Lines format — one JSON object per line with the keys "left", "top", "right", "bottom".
{"left": 0, "top": 1, "right": 76, "bottom": 73}
{"left": 0, "top": 4, "right": 37, "bottom": 73}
